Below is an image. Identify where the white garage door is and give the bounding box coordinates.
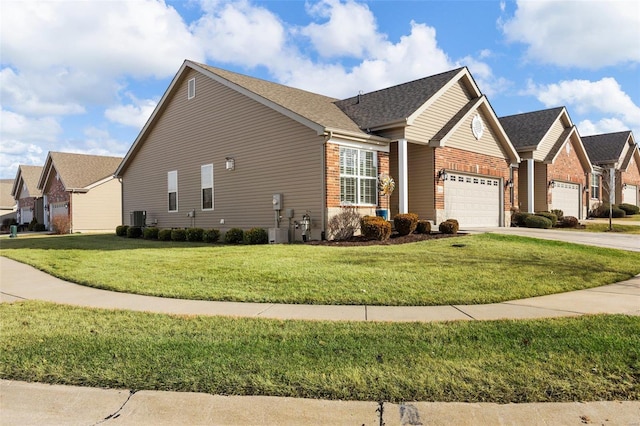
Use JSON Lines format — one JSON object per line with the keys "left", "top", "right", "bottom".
{"left": 623, "top": 184, "right": 638, "bottom": 206}
{"left": 444, "top": 173, "right": 501, "bottom": 227}
{"left": 20, "top": 208, "right": 33, "bottom": 225}
{"left": 551, "top": 181, "right": 580, "bottom": 218}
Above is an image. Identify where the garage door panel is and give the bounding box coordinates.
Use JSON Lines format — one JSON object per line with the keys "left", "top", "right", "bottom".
{"left": 623, "top": 184, "right": 638, "bottom": 206}
{"left": 551, "top": 182, "right": 580, "bottom": 218}
{"left": 444, "top": 173, "right": 500, "bottom": 227}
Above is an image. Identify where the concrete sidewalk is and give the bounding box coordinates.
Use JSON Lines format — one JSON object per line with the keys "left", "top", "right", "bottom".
{"left": 2, "top": 256, "right": 639, "bottom": 320}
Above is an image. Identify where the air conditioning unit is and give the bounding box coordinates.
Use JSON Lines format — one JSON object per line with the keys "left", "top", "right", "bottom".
{"left": 130, "top": 210, "right": 146, "bottom": 227}
{"left": 268, "top": 227, "right": 289, "bottom": 244}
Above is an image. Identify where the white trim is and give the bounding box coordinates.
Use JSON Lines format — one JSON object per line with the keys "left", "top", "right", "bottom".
{"left": 328, "top": 138, "right": 390, "bottom": 153}
{"left": 527, "top": 158, "right": 535, "bottom": 213}
{"left": 398, "top": 138, "right": 408, "bottom": 214}
{"left": 339, "top": 147, "right": 378, "bottom": 206}
{"left": 187, "top": 78, "right": 196, "bottom": 99}
{"left": 168, "top": 170, "right": 178, "bottom": 212}
{"left": 201, "top": 164, "right": 214, "bottom": 211}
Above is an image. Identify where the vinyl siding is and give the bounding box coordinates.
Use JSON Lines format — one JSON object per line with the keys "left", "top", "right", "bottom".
{"left": 534, "top": 162, "right": 549, "bottom": 211}
{"left": 407, "top": 144, "right": 435, "bottom": 220}
{"left": 445, "top": 109, "right": 508, "bottom": 158}
{"left": 534, "top": 119, "right": 565, "bottom": 161}
{"left": 72, "top": 178, "right": 122, "bottom": 232}
{"left": 518, "top": 160, "right": 529, "bottom": 212}
{"left": 406, "top": 81, "right": 472, "bottom": 143}
{"left": 121, "top": 69, "right": 325, "bottom": 239}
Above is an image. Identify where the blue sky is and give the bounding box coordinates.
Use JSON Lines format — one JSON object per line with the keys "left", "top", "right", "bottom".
{"left": 1, "top": 0, "right": 639, "bottom": 179}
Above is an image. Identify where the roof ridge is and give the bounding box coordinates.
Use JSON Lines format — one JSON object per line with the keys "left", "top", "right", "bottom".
{"left": 499, "top": 106, "right": 564, "bottom": 120}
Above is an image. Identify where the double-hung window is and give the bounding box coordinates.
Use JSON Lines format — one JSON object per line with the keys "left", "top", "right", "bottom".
{"left": 591, "top": 173, "right": 600, "bottom": 200}
{"left": 201, "top": 164, "right": 213, "bottom": 210}
{"left": 340, "top": 147, "right": 377, "bottom": 205}
{"left": 168, "top": 170, "right": 178, "bottom": 212}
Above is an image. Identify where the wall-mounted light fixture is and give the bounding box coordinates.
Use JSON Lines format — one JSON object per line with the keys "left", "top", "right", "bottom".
{"left": 44, "top": 205, "right": 49, "bottom": 211}
{"left": 548, "top": 179, "right": 556, "bottom": 188}
{"left": 622, "top": 183, "right": 628, "bottom": 189}
{"left": 437, "top": 168, "right": 448, "bottom": 181}
{"left": 504, "top": 178, "right": 514, "bottom": 188}
{"left": 225, "top": 157, "right": 235, "bottom": 171}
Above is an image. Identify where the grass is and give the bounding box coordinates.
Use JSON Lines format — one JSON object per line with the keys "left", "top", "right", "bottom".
{"left": 569, "top": 223, "right": 640, "bottom": 234}
{"left": 1, "top": 233, "right": 639, "bottom": 305}
{"left": 1, "top": 301, "right": 638, "bottom": 403}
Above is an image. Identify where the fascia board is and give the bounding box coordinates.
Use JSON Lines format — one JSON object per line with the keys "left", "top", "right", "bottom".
{"left": 534, "top": 108, "right": 567, "bottom": 155}
{"left": 325, "top": 128, "right": 390, "bottom": 145}
{"left": 548, "top": 127, "right": 594, "bottom": 173}
{"left": 37, "top": 154, "right": 55, "bottom": 191}
{"left": 10, "top": 169, "right": 22, "bottom": 198}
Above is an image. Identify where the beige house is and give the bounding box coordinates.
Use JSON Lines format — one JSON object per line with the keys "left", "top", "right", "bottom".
{"left": 582, "top": 131, "right": 640, "bottom": 208}
{"left": 116, "top": 60, "right": 519, "bottom": 239}
{"left": 37, "top": 152, "right": 123, "bottom": 233}
{"left": 499, "top": 107, "right": 593, "bottom": 218}
{"left": 11, "top": 165, "right": 44, "bottom": 227}
{"left": 0, "top": 179, "right": 17, "bottom": 227}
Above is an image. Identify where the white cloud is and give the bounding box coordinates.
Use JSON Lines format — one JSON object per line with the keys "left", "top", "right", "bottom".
{"left": 190, "top": 0, "right": 286, "bottom": 67}
{"left": 105, "top": 95, "right": 157, "bottom": 129}
{"left": 300, "top": 0, "right": 385, "bottom": 58}
{"left": 502, "top": 0, "right": 640, "bottom": 68}
{"left": 0, "top": 108, "right": 62, "bottom": 144}
{"left": 577, "top": 118, "right": 628, "bottom": 137}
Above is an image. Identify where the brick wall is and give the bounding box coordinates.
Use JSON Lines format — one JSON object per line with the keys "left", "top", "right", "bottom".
{"left": 18, "top": 197, "right": 35, "bottom": 210}
{"left": 46, "top": 174, "right": 70, "bottom": 204}
{"left": 546, "top": 142, "right": 588, "bottom": 208}
{"left": 434, "top": 146, "right": 512, "bottom": 211}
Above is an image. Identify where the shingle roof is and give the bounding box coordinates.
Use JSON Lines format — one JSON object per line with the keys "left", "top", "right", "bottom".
{"left": 13, "top": 165, "right": 43, "bottom": 198}
{"left": 334, "top": 68, "right": 465, "bottom": 130}
{"left": 45, "top": 152, "right": 123, "bottom": 190}
{"left": 194, "top": 62, "right": 366, "bottom": 135}
{"left": 498, "top": 107, "right": 565, "bottom": 149}
{"left": 0, "top": 179, "right": 16, "bottom": 209}
{"left": 582, "top": 131, "right": 632, "bottom": 164}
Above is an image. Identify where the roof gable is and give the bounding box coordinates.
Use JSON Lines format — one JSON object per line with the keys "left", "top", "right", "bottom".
{"left": 0, "top": 179, "right": 16, "bottom": 209}
{"left": 582, "top": 131, "right": 633, "bottom": 165}
{"left": 11, "top": 165, "right": 43, "bottom": 199}
{"left": 544, "top": 126, "right": 593, "bottom": 173}
{"left": 38, "top": 152, "right": 122, "bottom": 191}
{"left": 499, "top": 107, "right": 566, "bottom": 151}
{"left": 334, "top": 68, "right": 472, "bottom": 130}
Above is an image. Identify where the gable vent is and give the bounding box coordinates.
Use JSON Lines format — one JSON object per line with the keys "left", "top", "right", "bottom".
{"left": 188, "top": 78, "right": 196, "bottom": 99}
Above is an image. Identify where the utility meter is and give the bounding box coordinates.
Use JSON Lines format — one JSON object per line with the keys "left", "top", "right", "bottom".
{"left": 272, "top": 193, "right": 282, "bottom": 210}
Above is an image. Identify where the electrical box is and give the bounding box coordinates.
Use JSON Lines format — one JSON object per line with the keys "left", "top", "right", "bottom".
{"left": 268, "top": 227, "right": 289, "bottom": 244}
{"left": 272, "top": 193, "right": 282, "bottom": 210}
{"left": 286, "top": 208, "right": 295, "bottom": 219}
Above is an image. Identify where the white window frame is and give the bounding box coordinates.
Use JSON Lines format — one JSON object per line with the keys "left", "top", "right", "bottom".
{"left": 188, "top": 78, "right": 196, "bottom": 100}
{"left": 591, "top": 173, "right": 600, "bottom": 200}
{"left": 201, "top": 164, "right": 213, "bottom": 211}
{"left": 168, "top": 170, "right": 178, "bottom": 212}
{"left": 339, "top": 147, "right": 377, "bottom": 206}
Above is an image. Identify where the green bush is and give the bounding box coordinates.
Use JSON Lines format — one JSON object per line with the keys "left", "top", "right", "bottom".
{"left": 524, "top": 215, "right": 552, "bottom": 229}
{"left": 158, "top": 229, "right": 172, "bottom": 241}
{"left": 28, "top": 218, "right": 38, "bottom": 231}
{"left": 559, "top": 216, "right": 579, "bottom": 228}
{"left": 244, "top": 227, "right": 268, "bottom": 245}
{"left": 115, "top": 225, "right": 129, "bottom": 237}
{"left": 438, "top": 220, "right": 459, "bottom": 234}
{"left": 185, "top": 227, "right": 204, "bottom": 242}
{"left": 224, "top": 228, "right": 244, "bottom": 244}
{"left": 618, "top": 203, "right": 639, "bottom": 215}
{"left": 143, "top": 227, "right": 159, "bottom": 240}
{"left": 203, "top": 229, "right": 221, "bottom": 243}
{"left": 360, "top": 216, "right": 391, "bottom": 241}
{"left": 126, "top": 226, "right": 143, "bottom": 238}
{"left": 171, "top": 228, "right": 187, "bottom": 241}
{"left": 550, "top": 209, "right": 564, "bottom": 221}
{"left": 535, "top": 212, "right": 558, "bottom": 227}
{"left": 393, "top": 213, "right": 418, "bottom": 236}
{"left": 415, "top": 220, "right": 431, "bottom": 234}
{"left": 34, "top": 223, "right": 46, "bottom": 232}
{"left": 511, "top": 212, "right": 532, "bottom": 227}
{"left": 592, "top": 203, "right": 626, "bottom": 218}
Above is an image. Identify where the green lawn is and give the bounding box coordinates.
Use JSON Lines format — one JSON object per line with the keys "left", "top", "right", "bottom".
{"left": 1, "top": 302, "right": 638, "bottom": 403}
{"left": 1, "top": 233, "right": 639, "bottom": 305}
{"left": 574, "top": 223, "right": 640, "bottom": 234}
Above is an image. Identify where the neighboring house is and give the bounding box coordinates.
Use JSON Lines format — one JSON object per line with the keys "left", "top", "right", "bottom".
{"left": 499, "top": 107, "right": 593, "bottom": 218}
{"left": 37, "top": 152, "right": 123, "bottom": 233}
{"left": 582, "top": 131, "right": 640, "bottom": 208}
{"left": 0, "top": 179, "right": 17, "bottom": 226}
{"left": 10, "top": 165, "right": 44, "bottom": 227}
{"left": 115, "top": 61, "right": 519, "bottom": 239}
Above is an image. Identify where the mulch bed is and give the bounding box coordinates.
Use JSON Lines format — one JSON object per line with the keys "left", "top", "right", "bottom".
{"left": 308, "top": 232, "right": 468, "bottom": 246}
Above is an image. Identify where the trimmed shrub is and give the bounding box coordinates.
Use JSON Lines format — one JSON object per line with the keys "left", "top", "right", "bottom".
{"left": 171, "top": 228, "right": 187, "bottom": 241}
{"left": 158, "top": 229, "right": 172, "bottom": 241}
{"left": 28, "top": 218, "right": 38, "bottom": 231}
{"left": 360, "top": 215, "right": 392, "bottom": 241}
{"left": 244, "top": 227, "right": 268, "bottom": 245}
{"left": 185, "top": 227, "right": 204, "bottom": 242}
{"left": 438, "top": 219, "right": 459, "bottom": 234}
{"left": 524, "top": 215, "right": 552, "bottom": 229}
{"left": 126, "top": 226, "right": 143, "bottom": 238}
{"left": 203, "top": 229, "right": 221, "bottom": 243}
{"left": 143, "top": 227, "right": 159, "bottom": 240}
{"left": 559, "top": 216, "right": 579, "bottom": 228}
{"left": 512, "top": 212, "right": 532, "bottom": 227}
{"left": 592, "top": 203, "right": 626, "bottom": 218}
{"left": 619, "top": 203, "right": 639, "bottom": 216}
{"left": 115, "top": 225, "right": 128, "bottom": 237}
{"left": 550, "top": 209, "right": 564, "bottom": 221}
{"left": 415, "top": 220, "right": 431, "bottom": 234}
{"left": 393, "top": 213, "right": 419, "bottom": 236}
{"left": 34, "top": 223, "right": 46, "bottom": 232}
{"left": 328, "top": 205, "right": 361, "bottom": 241}
{"left": 224, "top": 228, "right": 244, "bottom": 244}
{"left": 535, "top": 211, "right": 558, "bottom": 227}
